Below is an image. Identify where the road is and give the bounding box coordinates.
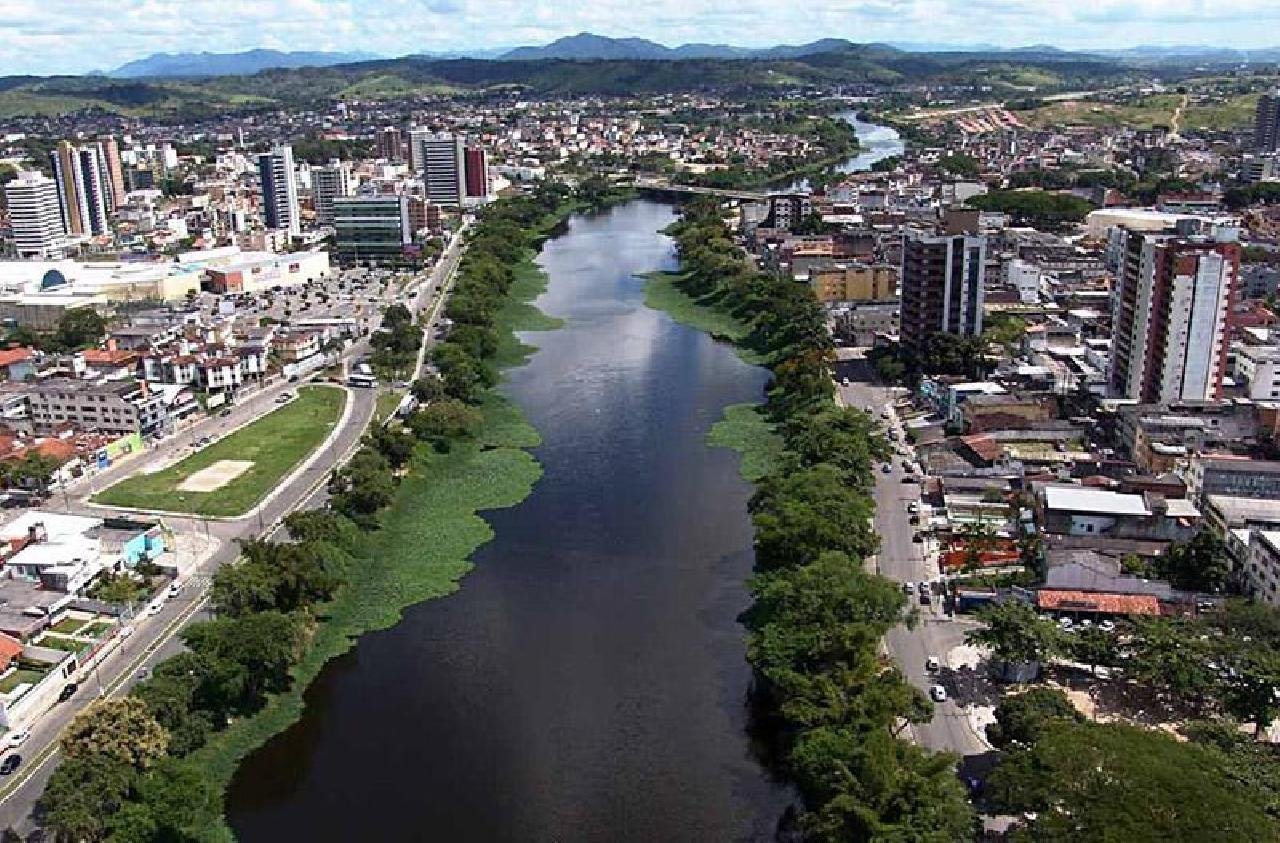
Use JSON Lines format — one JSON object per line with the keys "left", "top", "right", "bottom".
{"left": 833, "top": 350, "right": 989, "bottom": 759}
{"left": 0, "top": 231, "right": 469, "bottom": 831}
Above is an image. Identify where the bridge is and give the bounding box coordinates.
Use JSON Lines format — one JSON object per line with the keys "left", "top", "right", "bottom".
{"left": 632, "top": 177, "right": 767, "bottom": 203}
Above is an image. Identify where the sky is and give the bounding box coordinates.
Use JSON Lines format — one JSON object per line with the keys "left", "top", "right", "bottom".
{"left": 2, "top": 0, "right": 1280, "bottom": 76}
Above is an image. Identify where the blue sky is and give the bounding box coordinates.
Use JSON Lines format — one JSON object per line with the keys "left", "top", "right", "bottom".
{"left": 2, "top": 0, "right": 1279, "bottom": 76}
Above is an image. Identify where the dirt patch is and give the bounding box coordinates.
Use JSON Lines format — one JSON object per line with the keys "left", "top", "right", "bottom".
{"left": 177, "top": 460, "right": 254, "bottom": 492}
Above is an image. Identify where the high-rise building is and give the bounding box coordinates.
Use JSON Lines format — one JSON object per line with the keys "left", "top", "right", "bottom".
{"left": 99, "top": 136, "right": 127, "bottom": 207}
{"left": 333, "top": 195, "right": 411, "bottom": 265}
{"left": 258, "top": 145, "right": 300, "bottom": 236}
{"left": 463, "top": 146, "right": 490, "bottom": 199}
{"left": 899, "top": 209, "right": 986, "bottom": 350}
{"left": 4, "top": 171, "right": 67, "bottom": 258}
{"left": 49, "top": 141, "right": 113, "bottom": 237}
{"left": 408, "top": 128, "right": 431, "bottom": 172}
{"left": 312, "top": 159, "right": 354, "bottom": 226}
{"left": 419, "top": 133, "right": 465, "bottom": 207}
{"left": 1255, "top": 89, "right": 1280, "bottom": 153}
{"left": 377, "top": 126, "right": 404, "bottom": 162}
{"left": 1108, "top": 225, "right": 1239, "bottom": 403}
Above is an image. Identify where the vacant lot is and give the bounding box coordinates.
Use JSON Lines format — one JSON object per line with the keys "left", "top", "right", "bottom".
{"left": 94, "top": 386, "right": 346, "bottom": 517}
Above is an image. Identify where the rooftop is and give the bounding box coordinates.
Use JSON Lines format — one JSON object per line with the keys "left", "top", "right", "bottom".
{"left": 1044, "top": 485, "right": 1151, "bottom": 517}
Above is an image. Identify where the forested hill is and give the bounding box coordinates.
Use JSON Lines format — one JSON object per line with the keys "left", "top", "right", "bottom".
{"left": 0, "top": 45, "right": 1132, "bottom": 119}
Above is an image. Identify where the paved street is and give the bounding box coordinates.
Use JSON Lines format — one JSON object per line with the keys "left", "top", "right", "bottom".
{"left": 0, "top": 231, "right": 468, "bottom": 830}
{"left": 834, "top": 350, "right": 989, "bottom": 759}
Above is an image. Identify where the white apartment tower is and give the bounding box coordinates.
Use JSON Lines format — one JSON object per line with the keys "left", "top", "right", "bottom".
{"left": 4, "top": 171, "right": 68, "bottom": 258}
{"left": 312, "top": 159, "right": 354, "bottom": 226}
{"left": 258, "top": 145, "right": 301, "bottom": 236}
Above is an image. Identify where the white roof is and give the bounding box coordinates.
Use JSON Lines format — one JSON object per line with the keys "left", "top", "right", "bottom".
{"left": 1164, "top": 499, "right": 1201, "bottom": 518}
{"left": 1044, "top": 486, "right": 1151, "bottom": 517}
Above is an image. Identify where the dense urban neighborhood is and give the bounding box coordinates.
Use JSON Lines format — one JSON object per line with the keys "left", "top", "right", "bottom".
{"left": 2, "top": 28, "right": 1280, "bottom": 842}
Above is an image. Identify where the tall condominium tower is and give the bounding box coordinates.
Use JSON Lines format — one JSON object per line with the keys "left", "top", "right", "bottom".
{"left": 99, "top": 136, "right": 128, "bottom": 206}
{"left": 463, "top": 146, "right": 490, "bottom": 199}
{"left": 258, "top": 145, "right": 301, "bottom": 235}
{"left": 312, "top": 159, "right": 355, "bottom": 225}
{"left": 1255, "top": 89, "right": 1280, "bottom": 152}
{"left": 899, "top": 208, "right": 987, "bottom": 350}
{"left": 4, "top": 171, "right": 68, "bottom": 258}
{"left": 49, "top": 141, "right": 113, "bottom": 237}
{"left": 1108, "top": 225, "right": 1239, "bottom": 402}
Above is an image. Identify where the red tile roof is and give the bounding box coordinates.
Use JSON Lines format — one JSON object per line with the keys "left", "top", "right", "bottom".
{"left": 1037, "top": 589, "right": 1161, "bottom": 616}
{"left": 0, "top": 347, "right": 35, "bottom": 367}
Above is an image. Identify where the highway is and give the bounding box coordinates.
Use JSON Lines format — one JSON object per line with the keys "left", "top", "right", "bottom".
{"left": 0, "top": 229, "right": 469, "bottom": 831}
{"left": 834, "top": 350, "right": 989, "bottom": 760}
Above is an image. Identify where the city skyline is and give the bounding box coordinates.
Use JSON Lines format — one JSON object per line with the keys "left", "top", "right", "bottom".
{"left": 4, "top": 0, "right": 1280, "bottom": 76}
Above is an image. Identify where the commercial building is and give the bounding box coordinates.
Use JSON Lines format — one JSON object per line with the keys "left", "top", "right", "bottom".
{"left": 203, "top": 250, "right": 331, "bottom": 293}
{"left": 1107, "top": 225, "right": 1238, "bottom": 403}
{"left": 258, "top": 145, "right": 300, "bottom": 235}
{"left": 463, "top": 146, "right": 490, "bottom": 199}
{"left": 333, "top": 195, "right": 411, "bottom": 265}
{"left": 1186, "top": 456, "right": 1280, "bottom": 503}
{"left": 419, "top": 133, "right": 465, "bottom": 207}
{"left": 312, "top": 160, "right": 354, "bottom": 226}
{"left": 1255, "top": 89, "right": 1280, "bottom": 153}
{"left": 899, "top": 209, "right": 986, "bottom": 349}
{"left": 4, "top": 172, "right": 67, "bottom": 259}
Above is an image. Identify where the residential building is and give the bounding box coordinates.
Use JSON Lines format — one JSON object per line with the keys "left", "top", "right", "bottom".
{"left": 377, "top": 126, "right": 404, "bottom": 162}
{"left": 1186, "top": 456, "right": 1280, "bottom": 503}
{"left": 1234, "top": 344, "right": 1280, "bottom": 400}
{"left": 333, "top": 195, "right": 410, "bottom": 265}
{"left": 258, "top": 145, "right": 300, "bottom": 236}
{"left": 900, "top": 209, "right": 986, "bottom": 350}
{"left": 463, "top": 146, "right": 490, "bottom": 199}
{"left": 1246, "top": 531, "right": 1280, "bottom": 607}
{"left": 49, "top": 142, "right": 112, "bottom": 237}
{"left": 4, "top": 172, "right": 67, "bottom": 259}
{"left": 810, "top": 263, "right": 897, "bottom": 303}
{"left": 312, "top": 160, "right": 354, "bottom": 226}
{"left": 1255, "top": 89, "right": 1280, "bottom": 153}
{"left": 1107, "top": 225, "right": 1239, "bottom": 402}
{"left": 21, "top": 379, "right": 169, "bottom": 438}
{"left": 407, "top": 128, "right": 431, "bottom": 171}
{"left": 419, "top": 133, "right": 465, "bottom": 207}
{"left": 99, "top": 136, "right": 127, "bottom": 208}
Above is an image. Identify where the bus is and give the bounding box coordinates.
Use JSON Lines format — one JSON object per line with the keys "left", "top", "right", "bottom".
{"left": 347, "top": 373, "right": 378, "bottom": 388}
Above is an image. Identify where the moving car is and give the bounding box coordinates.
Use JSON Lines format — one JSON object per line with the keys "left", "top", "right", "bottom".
{"left": 58, "top": 683, "right": 78, "bottom": 703}
{"left": 168, "top": 582, "right": 182, "bottom": 598}
{"left": 881, "top": 464, "right": 892, "bottom": 474}
{"left": 925, "top": 656, "right": 941, "bottom": 672}
{"left": 929, "top": 685, "right": 947, "bottom": 702}
{"left": 5, "top": 729, "right": 30, "bottom": 748}
{"left": 0, "top": 755, "right": 20, "bottom": 775}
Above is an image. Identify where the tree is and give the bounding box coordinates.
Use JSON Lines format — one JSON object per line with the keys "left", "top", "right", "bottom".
{"left": 61, "top": 698, "right": 169, "bottom": 770}
{"left": 1163, "top": 530, "right": 1230, "bottom": 593}
{"left": 986, "top": 687, "right": 1083, "bottom": 748}
{"left": 407, "top": 399, "right": 483, "bottom": 447}
{"left": 52, "top": 307, "right": 107, "bottom": 352}
{"left": 938, "top": 153, "right": 980, "bottom": 177}
{"left": 410, "top": 375, "right": 446, "bottom": 403}
{"left": 988, "top": 720, "right": 1279, "bottom": 841}
{"left": 210, "top": 561, "right": 279, "bottom": 617}
{"left": 106, "top": 758, "right": 221, "bottom": 842}
{"left": 966, "top": 600, "right": 1062, "bottom": 673}
{"left": 131, "top": 673, "right": 211, "bottom": 756}
{"left": 1070, "top": 626, "right": 1118, "bottom": 677}
{"left": 1224, "top": 646, "right": 1280, "bottom": 737}
{"left": 183, "top": 611, "right": 307, "bottom": 710}
{"left": 38, "top": 754, "right": 139, "bottom": 843}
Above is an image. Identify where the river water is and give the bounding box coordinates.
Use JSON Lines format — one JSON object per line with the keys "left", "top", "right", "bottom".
{"left": 226, "top": 119, "right": 900, "bottom": 843}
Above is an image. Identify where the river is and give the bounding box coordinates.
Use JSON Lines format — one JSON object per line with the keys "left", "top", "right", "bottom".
{"left": 226, "top": 119, "right": 899, "bottom": 843}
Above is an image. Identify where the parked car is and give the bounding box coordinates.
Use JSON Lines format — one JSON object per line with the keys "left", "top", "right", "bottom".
{"left": 1099, "top": 620, "right": 1116, "bottom": 633}
{"left": 168, "top": 582, "right": 181, "bottom": 599}
{"left": 925, "top": 656, "right": 941, "bottom": 672}
{"left": 1, "top": 755, "right": 21, "bottom": 775}
{"left": 219, "top": 409, "right": 232, "bottom": 418}
{"left": 881, "top": 464, "right": 892, "bottom": 474}
{"left": 5, "top": 729, "right": 30, "bottom": 749}
{"left": 146, "top": 602, "right": 164, "bottom": 617}
{"left": 902, "top": 581, "right": 914, "bottom": 594}
{"left": 929, "top": 685, "right": 947, "bottom": 702}
{"left": 57, "top": 683, "right": 78, "bottom": 703}
{"left": 912, "top": 532, "right": 924, "bottom": 543}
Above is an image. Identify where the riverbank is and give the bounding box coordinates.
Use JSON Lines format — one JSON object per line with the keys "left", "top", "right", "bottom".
{"left": 659, "top": 202, "right": 975, "bottom": 839}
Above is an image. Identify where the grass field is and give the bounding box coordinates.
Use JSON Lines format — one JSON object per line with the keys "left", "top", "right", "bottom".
{"left": 49, "top": 618, "right": 86, "bottom": 635}
{"left": 1182, "top": 93, "right": 1261, "bottom": 131}
{"left": 1021, "top": 94, "right": 1182, "bottom": 130}
{"left": 0, "top": 669, "right": 46, "bottom": 694}
{"left": 93, "top": 385, "right": 346, "bottom": 517}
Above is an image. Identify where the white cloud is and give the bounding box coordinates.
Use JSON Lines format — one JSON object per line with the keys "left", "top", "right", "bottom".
{"left": 0, "top": 0, "right": 1276, "bottom": 76}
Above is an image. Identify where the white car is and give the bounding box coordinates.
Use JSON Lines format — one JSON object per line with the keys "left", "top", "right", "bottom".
{"left": 5, "top": 729, "right": 30, "bottom": 749}
{"left": 168, "top": 582, "right": 181, "bottom": 599}
{"left": 146, "top": 602, "right": 164, "bottom": 617}
{"left": 925, "top": 656, "right": 941, "bottom": 672}
{"left": 929, "top": 685, "right": 947, "bottom": 703}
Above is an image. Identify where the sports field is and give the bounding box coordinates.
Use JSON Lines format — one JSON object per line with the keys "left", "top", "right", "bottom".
{"left": 93, "top": 385, "right": 346, "bottom": 517}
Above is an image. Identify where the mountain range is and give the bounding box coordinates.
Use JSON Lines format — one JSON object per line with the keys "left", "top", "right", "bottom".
{"left": 109, "top": 49, "right": 382, "bottom": 78}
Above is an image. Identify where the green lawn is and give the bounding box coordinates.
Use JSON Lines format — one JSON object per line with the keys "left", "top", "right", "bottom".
{"left": 35, "top": 635, "right": 85, "bottom": 653}
{"left": 49, "top": 617, "right": 86, "bottom": 635}
{"left": 375, "top": 390, "right": 405, "bottom": 422}
{"left": 93, "top": 386, "right": 347, "bottom": 517}
{"left": 81, "top": 621, "right": 116, "bottom": 638}
{"left": 0, "top": 669, "right": 46, "bottom": 694}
